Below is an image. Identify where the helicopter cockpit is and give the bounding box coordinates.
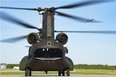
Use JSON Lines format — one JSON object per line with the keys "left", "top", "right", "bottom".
{"left": 34, "top": 48, "right": 63, "bottom": 60}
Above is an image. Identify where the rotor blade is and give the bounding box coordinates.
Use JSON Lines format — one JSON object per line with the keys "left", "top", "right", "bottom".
{"left": 0, "top": 6, "right": 39, "bottom": 11}
{"left": 55, "top": 0, "right": 115, "bottom": 9}
{"left": 0, "top": 35, "right": 27, "bottom": 43}
{"left": 0, "top": 12, "right": 40, "bottom": 30}
{"left": 55, "top": 11, "right": 100, "bottom": 23}
{"left": 55, "top": 31, "right": 116, "bottom": 34}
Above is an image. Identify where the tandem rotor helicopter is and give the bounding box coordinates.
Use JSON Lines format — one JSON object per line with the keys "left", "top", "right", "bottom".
{"left": 0, "top": 0, "right": 116, "bottom": 76}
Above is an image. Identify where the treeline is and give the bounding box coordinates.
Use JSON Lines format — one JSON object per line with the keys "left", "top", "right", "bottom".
{"left": 7, "top": 64, "right": 19, "bottom": 69}
{"left": 6, "top": 64, "right": 116, "bottom": 70}
{"left": 74, "top": 64, "right": 116, "bottom": 70}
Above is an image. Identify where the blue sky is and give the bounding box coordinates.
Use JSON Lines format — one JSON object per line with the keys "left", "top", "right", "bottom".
{"left": 0, "top": 0, "right": 116, "bottom": 65}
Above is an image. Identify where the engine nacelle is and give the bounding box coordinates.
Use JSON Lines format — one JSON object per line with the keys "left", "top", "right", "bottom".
{"left": 27, "top": 33, "right": 38, "bottom": 44}
{"left": 56, "top": 33, "right": 68, "bottom": 45}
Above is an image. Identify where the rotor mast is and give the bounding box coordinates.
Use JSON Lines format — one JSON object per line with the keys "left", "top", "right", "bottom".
{"left": 41, "top": 8, "right": 55, "bottom": 45}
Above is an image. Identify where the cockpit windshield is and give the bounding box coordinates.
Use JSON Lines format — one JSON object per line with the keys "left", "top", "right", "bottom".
{"left": 34, "top": 48, "right": 63, "bottom": 58}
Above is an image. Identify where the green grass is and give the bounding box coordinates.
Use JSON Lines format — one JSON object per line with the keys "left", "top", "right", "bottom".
{"left": 72, "top": 69, "right": 116, "bottom": 75}
{"left": 0, "top": 69, "right": 116, "bottom": 75}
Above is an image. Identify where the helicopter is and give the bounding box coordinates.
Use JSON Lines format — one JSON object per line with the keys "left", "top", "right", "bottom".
{"left": 0, "top": 0, "right": 116, "bottom": 76}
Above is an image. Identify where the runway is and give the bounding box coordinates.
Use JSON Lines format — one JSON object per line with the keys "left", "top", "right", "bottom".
{"left": 0, "top": 74, "right": 116, "bottom": 77}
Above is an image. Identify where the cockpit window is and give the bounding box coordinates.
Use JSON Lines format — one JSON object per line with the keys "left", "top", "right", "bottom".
{"left": 34, "top": 48, "right": 63, "bottom": 58}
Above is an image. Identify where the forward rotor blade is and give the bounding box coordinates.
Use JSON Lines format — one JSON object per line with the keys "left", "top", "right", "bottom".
{"left": 0, "top": 35, "right": 27, "bottom": 43}
{"left": 0, "top": 6, "right": 38, "bottom": 11}
{"left": 55, "top": 0, "right": 115, "bottom": 10}
{"left": 0, "top": 12, "right": 40, "bottom": 30}
{"left": 55, "top": 11, "right": 100, "bottom": 23}
{"left": 55, "top": 31, "right": 116, "bottom": 34}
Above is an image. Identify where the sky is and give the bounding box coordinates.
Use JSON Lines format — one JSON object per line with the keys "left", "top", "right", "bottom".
{"left": 0, "top": 0, "right": 116, "bottom": 65}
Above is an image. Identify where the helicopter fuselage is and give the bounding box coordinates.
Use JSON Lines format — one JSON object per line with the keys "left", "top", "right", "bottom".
{"left": 24, "top": 41, "right": 73, "bottom": 71}
{"left": 19, "top": 8, "right": 74, "bottom": 76}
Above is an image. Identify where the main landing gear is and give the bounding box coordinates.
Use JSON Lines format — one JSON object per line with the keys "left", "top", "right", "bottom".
{"left": 25, "top": 69, "right": 32, "bottom": 76}
{"left": 58, "top": 69, "right": 70, "bottom": 76}
{"left": 25, "top": 69, "right": 70, "bottom": 76}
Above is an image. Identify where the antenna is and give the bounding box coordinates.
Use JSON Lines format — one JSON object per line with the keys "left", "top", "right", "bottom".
{"left": 39, "top": 12, "right": 42, "bottom": 29}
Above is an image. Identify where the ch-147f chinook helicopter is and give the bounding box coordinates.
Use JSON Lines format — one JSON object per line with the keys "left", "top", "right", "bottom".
{"left": 0, "top": 0, "right": 116, "bottom": 76}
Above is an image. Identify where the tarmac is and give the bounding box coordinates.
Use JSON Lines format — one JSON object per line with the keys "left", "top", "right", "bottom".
{"left": 0, "top": 74, "right": 116, "bottom": 77}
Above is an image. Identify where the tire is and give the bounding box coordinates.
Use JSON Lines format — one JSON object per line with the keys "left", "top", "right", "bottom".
{"left": 29, "top": 70, "right": 32, "bottom": 76}
{"left": 58, "top": 71, "right": 61, "bottom": 76}
{"left": 45, "top": 71, "right": 48, "bottom": 74}
{"left": 66, "top": 69, "right": 70, "bottom": 76}
{"left": 62, "top": 71, "right": 65, "bottom": 76}
{"left": 25, "top": 69, "right": 29, "bottom": 76}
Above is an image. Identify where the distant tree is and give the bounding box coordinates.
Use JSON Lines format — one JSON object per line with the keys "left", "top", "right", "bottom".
{"left": 7, "top": 64, "right": 19, "bottom": 69}
{"left": 6, "top": 64, "right": 116, "bottom": 70}
{"left": 74, "top": 64, "right": 116, "bottom": 70}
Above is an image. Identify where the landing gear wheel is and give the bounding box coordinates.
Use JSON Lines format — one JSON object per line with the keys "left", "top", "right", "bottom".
{"left": 58, "top": 71, "right": 61, "bottom": 76}
{"left": 62, "top": 71, "right": 65, "bottom": 76}
{"left": 66, "top": 69, "right": 70, "bottom": 76}
{"left": 45, "top": 71, "right": 48, "bottom": 74}
{"left": 25, "top": 69, "right": 29, "bottom": 76}
{"left": 29, "top": 70, "right": 32, "bottom": 76}
{"left": 25, "top": 69, "right": 32, "bottom": 76}
{"left": 58, "top": 71, "right": 65, "bottom": 76}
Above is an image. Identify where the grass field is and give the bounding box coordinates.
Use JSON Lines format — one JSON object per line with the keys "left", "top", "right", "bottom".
{"left": 0, "top": 69, "right": 116, "bottom": 75}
